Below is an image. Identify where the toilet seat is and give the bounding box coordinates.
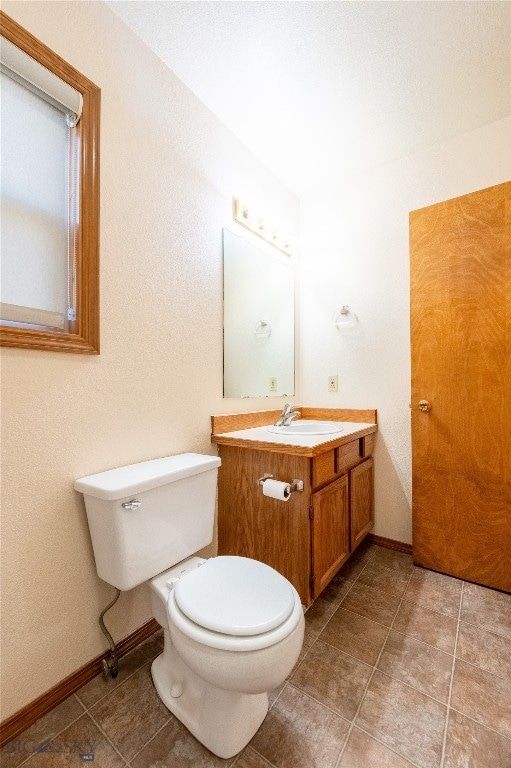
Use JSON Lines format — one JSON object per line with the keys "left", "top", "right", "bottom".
{"left": 167, "top": 556, "right": 303, "bottom": 652}
{"left": 174, "top": 556, "right": 295, "bottom": 636}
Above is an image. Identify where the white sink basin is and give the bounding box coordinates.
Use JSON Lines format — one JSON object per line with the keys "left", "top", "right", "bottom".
{"left": 267, "top": 420, "right": 344, "bottom": 436}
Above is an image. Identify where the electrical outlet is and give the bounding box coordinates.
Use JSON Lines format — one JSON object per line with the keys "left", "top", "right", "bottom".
{"left": 269, "top": 377, "right": 278, "bottom": 391}
{"left": 328, "top": 375, "right": 338, "bottom": 392}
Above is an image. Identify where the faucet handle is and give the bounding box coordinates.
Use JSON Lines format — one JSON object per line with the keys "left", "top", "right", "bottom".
{"left": 274, "top": 403, "right": 299, "bottom": 427}
{"left": 285, "top": 410, "right": 301, "bottom": 424}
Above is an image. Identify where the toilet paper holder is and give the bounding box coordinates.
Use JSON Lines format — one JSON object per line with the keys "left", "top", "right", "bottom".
{"left": 257, "top": 473, "right": 304, "bottom": 493}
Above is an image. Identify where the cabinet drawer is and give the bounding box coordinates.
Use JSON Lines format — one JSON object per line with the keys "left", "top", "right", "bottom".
{"left": 312, "top": 450, "right": 336, "bottom": 487}
{"left": 337, "top": 440, "right": 360, "bottom": 474}
{"left": 361, "top": 433, "right": 376, "bottom": 458}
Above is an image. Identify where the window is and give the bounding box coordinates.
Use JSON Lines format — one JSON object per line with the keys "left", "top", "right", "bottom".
{"left": 0, "top": 12, "right": 100, "bottom": 353}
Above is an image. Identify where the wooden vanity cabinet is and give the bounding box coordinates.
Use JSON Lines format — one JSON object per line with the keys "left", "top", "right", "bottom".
{"left": 216, "top": 432, "right": 375, "bottom": 606}
{"left": 350, "top": 458, "right": 374, "bottom": 551}
{"left": 310, "top": 474, "right": 349, "bottom": 598}
{"left": 309, "top": 444, "right": 374, "bottom": 601}
{"left": 216, "top": 446, "right": 312, "bottom": 603}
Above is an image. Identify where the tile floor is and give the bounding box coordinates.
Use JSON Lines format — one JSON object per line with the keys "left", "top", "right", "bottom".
{"left": 2, "top": 543, "right": 511, "bottom": 768}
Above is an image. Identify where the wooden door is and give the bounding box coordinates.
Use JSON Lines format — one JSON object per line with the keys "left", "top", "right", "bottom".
{"left": 311, "top": 474, "right": 349, "bottom": 599}
{"left": 350, "top": 458, "right": 374, "bottom": 551}
{"left": 410, "top": 182, "right": 511, "bottom": 592}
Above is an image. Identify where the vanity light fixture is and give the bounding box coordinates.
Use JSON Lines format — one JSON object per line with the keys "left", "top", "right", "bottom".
{"left": 232, "top": 198, "right": 293, "bottom": 257}
{"left": 334, "top": 305, "right": 358, "bottom": 329}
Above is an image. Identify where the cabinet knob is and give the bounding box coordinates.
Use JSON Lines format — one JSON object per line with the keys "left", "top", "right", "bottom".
{"left": 418, "top": 399, "right": 432, "bottom": 412}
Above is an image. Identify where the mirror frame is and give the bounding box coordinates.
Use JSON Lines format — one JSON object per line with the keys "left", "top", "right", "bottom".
{"left": 0, "top": 12, "right": 100, "bottom": 354}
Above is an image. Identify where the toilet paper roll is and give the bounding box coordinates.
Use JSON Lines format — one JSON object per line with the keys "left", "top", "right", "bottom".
{"left": 262, "top": 478, "right": 291, "bottom": 501}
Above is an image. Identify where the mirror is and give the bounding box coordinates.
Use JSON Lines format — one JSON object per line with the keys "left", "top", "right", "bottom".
{"left": 223, "top": 228, "right": 295, "bottom": 398}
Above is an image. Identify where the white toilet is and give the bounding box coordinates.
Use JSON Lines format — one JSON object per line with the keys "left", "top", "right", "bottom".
{"left": 75, "top": 453, "right": 304, "bottom": 758}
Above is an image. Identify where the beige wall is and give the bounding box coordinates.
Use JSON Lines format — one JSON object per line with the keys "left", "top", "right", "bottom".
{"left": 0, "top": 1, "right": 299, "bottom": 720}
{"left": 3, "top": 0, "right": 509, "bottom": 724}
{"left": 300, "top": 116, "right": 511, "bottom": 545}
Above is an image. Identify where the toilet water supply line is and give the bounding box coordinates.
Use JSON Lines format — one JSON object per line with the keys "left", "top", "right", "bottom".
{"left": 99, "top": 588, "right": 121, "bottom": 678}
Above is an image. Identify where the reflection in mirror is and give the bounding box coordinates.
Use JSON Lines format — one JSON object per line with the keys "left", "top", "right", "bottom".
{"left": 223, "top": 228, "right": 295, "bottom": 398}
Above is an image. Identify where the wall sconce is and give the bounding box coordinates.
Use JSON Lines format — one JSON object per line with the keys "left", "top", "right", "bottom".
{"left": 233, "top": 198, "right": 294, "bottom": 257}
{"left": 334, "top": 305, "right": 358, "bottom": 329}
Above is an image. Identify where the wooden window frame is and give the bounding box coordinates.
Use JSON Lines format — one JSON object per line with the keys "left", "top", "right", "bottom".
{"left": 0, "top": 12, "right": 100, "bottom": 354}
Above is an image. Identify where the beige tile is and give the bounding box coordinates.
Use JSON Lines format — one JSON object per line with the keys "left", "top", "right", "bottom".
{"left": 76, "top": 647, "right": 154, "bottom": 709}
{"left": 286, "top": 644, "right": 308, "bottom": 679}
{"left": 319, "top": 607, "right": 388, "bottom": 666}
{"left": 232, "top": 748, "right": 274, "bottom": 768}
{"left": 403, "top": 568, "right": 462, "bottom": 618}
{"left": 131, "top": 715, "right": 234, "bottom": 767}
{"left": 290, "top": 640, "right": 372, "bottom": 720}
{"left": 338, "top": 727, "right": 415, "bottom": 768}
{"left": 268, "top": 680, "right": 286, "bottom": 708}
{"left": 450, "top": 658, "right": 511, "bottom": 739}
{"left": 357, "top": 562, "right": 411, "bottom": 597}
{"left": 340, "top": 583, "right": 401, "bottom": 627}
{"left": 303, "top": 596, "right": 339, "bottom": 649}
{"left": 457, "top": 621, "right": 511, "bottom": 681}
{"left": 370, "top": 547, "right": 414, "bottom": 575}
{"left": 354, "top": 539, "right": 376, "bottom": 558}
{"left": 377, "top": 631, "right": 453, "bottom": 703}
{"left": 250, "top": 684, "right": 349, "bottom": 768}
{"left": 1, "top": 697, "right": 85, "bottom": 768}
{"left": 316, "top": 575, "right": 354, "bottom": 606}
{"left": 16, "top": 553, "right": 511, "bottom": 768}
{"left": 138, "top": 630, "right": 165, "bottom": 662}
{"left": 335, "top": 559, "right": 369, "bottom": 582}
{"left": 336, "top": 544, "right": 375, "bottom": 581}
{"left": 90, "top": 664, "right": 170, "bottom": 759}
{"left": 16, "top": 713, "right": 125, "bottom": 768}
{"left": 461, "top": 582, "right": 511, "bottom": 639}
{"left": 356, "top": 670, "right": 446, "bottom": 768}
{"left": 393, "top": 599, "right": 457, "bottom": 654}
{"left": 411, "top": 567, "right": 462, "bottom": 591}
{"left": 443, "top": 709, "right": 511, "bottom": 768}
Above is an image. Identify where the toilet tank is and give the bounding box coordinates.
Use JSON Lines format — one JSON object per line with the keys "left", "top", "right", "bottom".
{"left": 74, "top": 453, "right": 221, "bottom": 591}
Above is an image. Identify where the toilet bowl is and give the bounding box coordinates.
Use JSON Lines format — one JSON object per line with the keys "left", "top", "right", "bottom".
{"left": 149, "top": 555, "right": 304, "bottom": 758}
{"left": 75, "top": 453, "right": 305, "bottom": 759}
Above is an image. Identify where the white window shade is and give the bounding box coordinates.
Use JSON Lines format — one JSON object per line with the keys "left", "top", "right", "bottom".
{"left": 1, "top": 73, "right": 69, "bottom": 325}
{"left": 0, "top": 33, "right": 82, "bottom": 331}
{"left": 0, "top": 35, "right": 82, "bottom": 122}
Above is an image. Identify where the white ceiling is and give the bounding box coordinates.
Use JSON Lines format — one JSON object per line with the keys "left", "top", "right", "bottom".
{"left": 108, "top": 1, "right": 511, "bottom": 196}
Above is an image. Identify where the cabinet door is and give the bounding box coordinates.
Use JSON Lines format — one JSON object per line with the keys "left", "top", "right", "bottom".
{"left": 350, "top": 458, "right": 374, "bottom": 550}
{"left": 311, "top": 474, "right": 349, "bottom": 599}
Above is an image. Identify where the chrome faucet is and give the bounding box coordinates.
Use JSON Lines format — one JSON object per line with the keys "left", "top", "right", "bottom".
{"left": 274, "top": 403, "right": 301, "bottom": 427}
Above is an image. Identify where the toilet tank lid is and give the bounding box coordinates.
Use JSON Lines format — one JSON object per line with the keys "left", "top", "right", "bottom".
{"left": 74, "top": 453, "right": 221, "bottom": 500}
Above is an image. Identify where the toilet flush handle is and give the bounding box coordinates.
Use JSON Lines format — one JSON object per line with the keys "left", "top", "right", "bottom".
{"left": 121, "top": 499, "right": 142, "bottom": 510}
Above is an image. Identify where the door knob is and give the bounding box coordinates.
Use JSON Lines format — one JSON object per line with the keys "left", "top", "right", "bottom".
{"left": 418, "top": 399, "right": 432, "bottom": 412}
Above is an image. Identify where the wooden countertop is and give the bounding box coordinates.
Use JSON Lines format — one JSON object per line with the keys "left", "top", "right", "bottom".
{"left": 211, "top": 408, "right": 377, "bottom": 457}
